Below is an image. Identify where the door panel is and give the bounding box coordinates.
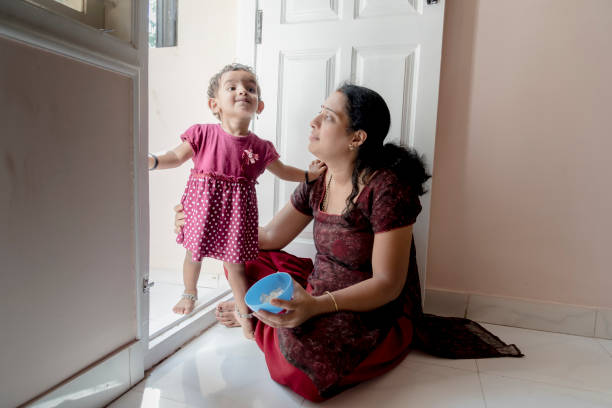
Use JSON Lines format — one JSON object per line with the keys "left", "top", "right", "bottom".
{"left": 282, "top": 0, "right": 340, "bottom": 23}
{"left": 255, "top": 0, "right": 445, "bottom": 293}
{"left": 356, "top": 0, "right": 421, "bottom": 18}
{"left": 275, "top": 49, "right": 338, "bottom": 229}
{"left": 352, "top": 44, "right": 418, "bottom": 146}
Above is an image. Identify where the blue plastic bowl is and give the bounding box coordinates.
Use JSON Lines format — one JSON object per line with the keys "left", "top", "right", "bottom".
{"left": 244, "top": 272, "right": 293, "bottom": 313}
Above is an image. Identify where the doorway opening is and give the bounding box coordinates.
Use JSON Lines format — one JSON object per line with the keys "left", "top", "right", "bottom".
{"left": 146, "top": 0, "right": 238, "bottom": 340}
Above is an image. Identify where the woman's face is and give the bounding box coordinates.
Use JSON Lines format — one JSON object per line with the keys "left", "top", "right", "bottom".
{"left": 308, "top": 91, "right": 353, "bottom": 160}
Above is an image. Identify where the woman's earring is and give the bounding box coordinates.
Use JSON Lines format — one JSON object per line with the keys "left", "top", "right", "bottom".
{"left": 349, "top": 144, "right": 355, "bottom": 151}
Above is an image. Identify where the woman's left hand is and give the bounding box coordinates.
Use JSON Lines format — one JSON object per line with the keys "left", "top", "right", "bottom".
{"left": 254, "top": 279, "right": 321, "bottom": 328}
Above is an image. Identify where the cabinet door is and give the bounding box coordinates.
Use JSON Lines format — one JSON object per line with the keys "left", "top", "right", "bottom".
{"left": 0, "top": 1, "right": 149, "bottom": 406}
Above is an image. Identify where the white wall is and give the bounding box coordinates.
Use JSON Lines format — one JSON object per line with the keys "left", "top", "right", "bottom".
{"left": 427, "top": 0, "right": 612, "bottom": 308}
{"left": 149, "top": 0, "right": 238, "bottom": 271}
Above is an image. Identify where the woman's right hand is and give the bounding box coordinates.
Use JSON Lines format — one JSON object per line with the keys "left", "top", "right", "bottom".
{"left": 253, "top": 280, "right": 333, "bottom": 328}
{"left": 173, "top": 204, "right": 186, "bottom": 233}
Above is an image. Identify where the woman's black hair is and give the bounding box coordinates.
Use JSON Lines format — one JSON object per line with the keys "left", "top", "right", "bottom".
{"left": 337, "top": 83, "right": 431, "bottom": 218}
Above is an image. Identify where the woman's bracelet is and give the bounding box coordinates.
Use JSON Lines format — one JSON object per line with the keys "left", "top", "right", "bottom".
{"left": 325, "top": 290, "right": 339, "bottom": 312}
{"left": 148, "top": 153, "right": 158, "bottom": 170}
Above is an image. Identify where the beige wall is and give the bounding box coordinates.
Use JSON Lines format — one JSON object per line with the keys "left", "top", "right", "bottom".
{"left": 149, "top": 0, "right": 237, "bottom": 270}
{"left": 0, "top": 37, "right": 136, "bottom": 406}
{"left": 427, "top": 0, "right": 612, "bottom": 308}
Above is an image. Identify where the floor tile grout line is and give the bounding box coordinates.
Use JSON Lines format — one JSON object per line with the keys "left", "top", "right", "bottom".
{"left": 476, "top": 370, "right": 489, "bottom": 408}
{"left": 475, "top": 360, "right": 489, "bottom": 408}
{"left": 109, "top": 389, "right": 192, "bottom": 408}
{"left": 106, "top": 389, "right": 142, "bottom": 408}
{"left": 480, "top": 322, "right": 609, "bottom": 341}
{"left": 128, "top": 385, "right": 196, "bottom": 406}
{"left": 157, "top": 394, "right": 193, "bottom": 406}
{"left": 595, "top": 338, "right": 612, "bottom": 358}
{"left": 404, "top": 358, "right": 479, "bottom": 373}
{"left": 478, "top": 372, "right": 612, "bottom": 396}
{"left": 405, "top": 358, "right": 488, "bottom": 407}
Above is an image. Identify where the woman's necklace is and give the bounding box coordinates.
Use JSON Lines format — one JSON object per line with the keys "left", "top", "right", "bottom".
{"left": 321, "top": 174, "right": 333, "bottom": 212}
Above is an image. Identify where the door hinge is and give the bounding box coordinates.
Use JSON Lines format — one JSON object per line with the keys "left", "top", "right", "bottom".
{"left": 143, "top": 277, "right": 155, "bottom": 294}
{"left": 255, "top": 9, "right": 263, "bottom": 44}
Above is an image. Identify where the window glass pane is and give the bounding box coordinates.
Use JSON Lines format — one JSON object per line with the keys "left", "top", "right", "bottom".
{"left": 52, "top": 0, "right": 83, "bottom": 12}
{"left": 149, "top": 0, "right": 177, "bottom": 48}
{"left": 24, "top": 0, "right": 133, "bottom": 43}
{"left": 148, "top": 0, "right": 157, "bottom": 47}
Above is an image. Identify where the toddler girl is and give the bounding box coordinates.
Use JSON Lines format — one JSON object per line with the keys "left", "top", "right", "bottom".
{"left": 149, "top": 63, "right": 325, "bottom": 339}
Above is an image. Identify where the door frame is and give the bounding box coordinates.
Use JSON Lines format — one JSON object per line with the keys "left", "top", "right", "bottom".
{"left": 236, "top": 0, "right": 258, "bottom": 68}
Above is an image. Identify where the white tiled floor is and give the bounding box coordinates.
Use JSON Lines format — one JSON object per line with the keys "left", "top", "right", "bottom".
{"left": 149, "top": 265, "right": 228, "bottom": 336}
{"left": 109, "top": 323, "right": 612, "bottom": 407}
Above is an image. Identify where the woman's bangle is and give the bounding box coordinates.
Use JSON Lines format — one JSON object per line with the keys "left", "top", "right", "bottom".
{"left": 149, "top": 153, "right": 158, "bottom": 170}
{"left": 325, "top": 290, "right": 339, "bottom": 312}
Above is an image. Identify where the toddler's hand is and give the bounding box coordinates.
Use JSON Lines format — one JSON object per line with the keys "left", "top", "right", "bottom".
{"left": 307, "top": 160, "right": 326, "bottom": 182}
{"left": 173, "top": 204, "right": 185, "bottom": 233}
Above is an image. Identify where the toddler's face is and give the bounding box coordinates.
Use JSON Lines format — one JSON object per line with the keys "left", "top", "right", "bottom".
{"left": 211, "top": 70, "right": 263, "bottom": 121}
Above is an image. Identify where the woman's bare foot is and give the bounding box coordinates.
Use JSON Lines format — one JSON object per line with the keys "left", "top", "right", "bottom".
{"left": 172, "top": 293, "right": 197, "bottom": 315}
{"left": 215, "top": 300, "right": 240, "bottom": 327}
{"left": 238, "top": 315, "right": 255, "bottom": 340}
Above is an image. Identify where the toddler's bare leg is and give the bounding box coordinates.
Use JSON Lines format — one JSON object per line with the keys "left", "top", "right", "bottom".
{"left": 172, "top": 251, "right": 202, "bottom": 315}
{"left": 224, "top": 262, "right": 254, "bottom": 339}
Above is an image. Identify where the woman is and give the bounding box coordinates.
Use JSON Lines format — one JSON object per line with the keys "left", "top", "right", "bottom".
{"left": 174, "top": 84, "right": 522, "bottom": 402}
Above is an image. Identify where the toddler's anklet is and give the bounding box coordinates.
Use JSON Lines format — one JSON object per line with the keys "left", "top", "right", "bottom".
{"left": 181, "top": 293, "right": 197, "bottom": 302}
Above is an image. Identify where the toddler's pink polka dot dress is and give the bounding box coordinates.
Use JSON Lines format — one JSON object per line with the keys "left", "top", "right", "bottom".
{"left": 177, "top": 124, "right": 279, "bottom": 263}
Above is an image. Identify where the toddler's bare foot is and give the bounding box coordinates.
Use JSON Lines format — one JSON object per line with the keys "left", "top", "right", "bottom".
{"left": 172, "top": 293, "right": 197, "bottom": 315}
{"left": 216, "top": 300, "right": 240, "bottom": 327}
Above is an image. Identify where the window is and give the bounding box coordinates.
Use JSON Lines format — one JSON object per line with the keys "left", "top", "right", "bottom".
{"left": 50, "top": 0, "right": 82, "bottom": 12}
{"left": 149, "top": 0, "right": 178, "bottom": 48}
{"left": 25, "top": 0, "right": 133, "bottom": 43}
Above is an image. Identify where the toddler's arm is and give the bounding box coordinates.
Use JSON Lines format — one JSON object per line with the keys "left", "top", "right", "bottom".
{"left": 266, "top": 159, "right": 326, "bottom": 183}
{"left": 148, "top": 141, "right": 194, "bottom": 170}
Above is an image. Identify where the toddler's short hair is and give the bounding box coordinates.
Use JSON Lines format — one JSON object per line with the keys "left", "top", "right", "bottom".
{"left": 207, "top": 63, "right": 261, "bottom": 97}
{"left": 207, "top": 63, "right": 261, "bottom": 120}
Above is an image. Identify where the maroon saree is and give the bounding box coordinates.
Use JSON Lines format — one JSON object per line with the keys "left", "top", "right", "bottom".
{"left": 247, "top": 171, "right": 522, "bottom": 401}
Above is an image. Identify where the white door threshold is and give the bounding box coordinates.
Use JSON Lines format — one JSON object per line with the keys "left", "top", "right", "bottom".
{"left": 145, "top": 292, "right": 233, "bottom": 371}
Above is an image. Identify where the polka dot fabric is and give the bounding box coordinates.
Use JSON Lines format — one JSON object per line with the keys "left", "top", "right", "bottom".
{"left": 176, "top": 170, "right": 259, "bottom": 263}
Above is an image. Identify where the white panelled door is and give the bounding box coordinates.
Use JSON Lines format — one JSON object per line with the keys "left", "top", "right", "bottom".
{"left": 253, "top": 0, "right": 445, "bottom": 295}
